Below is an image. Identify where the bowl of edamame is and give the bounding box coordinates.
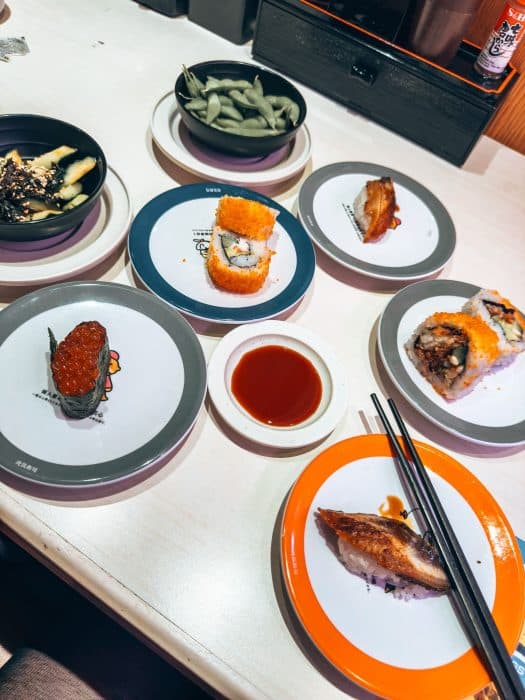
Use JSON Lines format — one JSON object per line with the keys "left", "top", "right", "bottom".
{"left": 174, "top": 60, "right": 307, "bottom": 157}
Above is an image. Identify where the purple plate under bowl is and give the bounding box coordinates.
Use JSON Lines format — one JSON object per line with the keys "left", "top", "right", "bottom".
{"left": 0, "top": 201, "right": 101, "bottom": 263}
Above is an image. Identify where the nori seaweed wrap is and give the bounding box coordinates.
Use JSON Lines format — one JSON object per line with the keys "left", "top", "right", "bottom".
{"left": 49, "top": 321, "right": 110, "bottom": 419}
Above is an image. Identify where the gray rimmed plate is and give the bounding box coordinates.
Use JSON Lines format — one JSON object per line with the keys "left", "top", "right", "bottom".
{"left": 0, "top": 281, "right": 207, "bottom": 495}
{"left": 297, "top": 162, "right": 455, "bottom": 280}
{"left": 378, "top": 279, "right": 525, "bottom": 446}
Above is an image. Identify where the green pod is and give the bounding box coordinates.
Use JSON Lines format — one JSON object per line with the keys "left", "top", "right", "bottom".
{"left": 284, "top": 101, "right": 300, "bottom": 127}
{"left": 240, "top": 116, "right": 268, "bottom": 129}
{"left": 252, "top": 75, "right": 264, "bottom": 96}
{"left": 228, "top": 89, "right": 257, "bottom": 110}
{"left": 182, "top": 65, "right": 202, "bottom": 98}
{"left": 219, "top": 104, "right": 244, "bottom": 121}
{"left": 275, "top": 117, "right": 287, "bottom": 130}
{"left": 202, "top": 78, "right": 253, "bottom": 94}
{"left": 218, "top": 94, "right": 234, "bottom": 106}
{"left": 216, "top": 125, "right": 285, "bottom": 137}
{"left": 214, "top": 118, "right": 244, "bottom": 129}
{"left": 184, "top": 97, "right": 208, "bottom": 111}
{"left": 206, "top": 92, "right": 221, "bottom": 125}
{"left": 244, "top": 88, "right": 276, "bottom": 128}
{"left": 265, "top": 95, "right": 292, "bottom": 108}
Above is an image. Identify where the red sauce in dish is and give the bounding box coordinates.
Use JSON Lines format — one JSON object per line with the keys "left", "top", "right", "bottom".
{"left": 231, "top": 345, "right": 322, "bottom": 427}
{"left": 51, "top": 321, "right": 107, "bottom": 396}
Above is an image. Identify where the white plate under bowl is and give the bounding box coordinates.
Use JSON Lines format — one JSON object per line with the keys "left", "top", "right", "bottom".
{"left": 207, "top": 320, "right": 348, "bottom": 449}
{"left": 150, "top": 92, "right": 312, "bottom": 187}
{"left": 0, "top": 166, "right": 131, "bottom": 286}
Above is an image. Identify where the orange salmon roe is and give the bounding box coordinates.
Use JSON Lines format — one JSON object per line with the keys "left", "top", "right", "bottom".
{"left": 51, "top": 321, "right": 107, "bottom": 396}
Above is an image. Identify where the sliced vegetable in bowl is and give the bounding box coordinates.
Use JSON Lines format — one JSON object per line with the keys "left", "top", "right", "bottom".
{"left": 0, "top": 114, "right": 107, "bottom": 241}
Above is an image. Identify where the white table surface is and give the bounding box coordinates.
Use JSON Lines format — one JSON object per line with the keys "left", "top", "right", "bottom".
{"left": 1, "top": 2, "right": 525, "bottom": 699}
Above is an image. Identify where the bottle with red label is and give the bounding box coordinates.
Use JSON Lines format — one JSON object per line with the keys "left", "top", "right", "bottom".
{"left": 474, "top": 0, "right": 525, "bottom": 78}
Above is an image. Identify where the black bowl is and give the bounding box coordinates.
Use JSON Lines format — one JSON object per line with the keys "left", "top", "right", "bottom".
{"left": 0, "top": 114, "right": 107, "bottom": 241}
{"left": 174, "top": 60, "right": 307, "bottom": 157}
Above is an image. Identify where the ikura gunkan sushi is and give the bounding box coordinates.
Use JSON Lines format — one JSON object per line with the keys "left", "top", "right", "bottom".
{"left": 404, "top": 312, "right": 501, "bottom": 400}
{"left": 207, "top": 195, "right": 276, "bottom": 294}
{"left": 49, "top": 321, "right": 110, "bottom": 419}
{"left": 317, "top": 509, "right": 449, "bottom": 599}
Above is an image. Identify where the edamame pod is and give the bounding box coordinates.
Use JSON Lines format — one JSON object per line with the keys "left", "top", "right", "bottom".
{"left": 244, "top": 88, "right": 276, "bottom": 128}
{"left": 252, "top": 75, "right": 264, "bottom": 96}
{"left": 240, "top": 116, "right": 268, "bottom": 129}
{"left": 228, "top": 89, "right": 257, "bottom": 110}
{"left": 214, "top": 118, "right": 244, "bottom": 129}
{"left": 202, "top": 78, "right": 253, "bottom": 94}
{"left": 215, "top": 125, "right": 285, "bottom": 137}
{"left": 206, "top": 92, "right": 221, "bottom": 124}
{"left": 218, "top": 95, "right": 234, "bottom": 106}
{"left": 182, "top": 65, "right": 203, "bottom": 98}
{"left": 219, "top": 104, "right": 244, "bottom": 121}
{"left": 265, "top": 95, "right": 301, "bottom": 126}
{"left": 185, "top": 97, "right": 208, "bottom": 111}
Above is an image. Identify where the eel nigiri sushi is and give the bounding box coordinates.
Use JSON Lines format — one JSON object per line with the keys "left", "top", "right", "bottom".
{"left": 207, "top": 195, "right": 276, "bottom": 294}
{"left": 49, "top": 321, "right": 110, "bottom": 419}
{"left": 353, "top": 176, "right": 399, "bottom": 243}
{"left": 404, "top": 311, "right": 501, "bottom": 400}
{"left": 462, "top": 289, "right": 525, "bottom": 365}
{"left": 317, "top": 509, "right": 449, "bottom": 598}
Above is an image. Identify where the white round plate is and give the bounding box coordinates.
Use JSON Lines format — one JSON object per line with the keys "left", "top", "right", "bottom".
{"left": 207, "top": 320, "right": 348, "bottom": 448}
{"left": 281, "top": 434, "right": 524, "bottom": 699}
{"left": 378, "top": 279, "right": 525, "bottom": 445}
{"left": 0, "top": 166, "right": 131, "bottom": 286}
{"left": 297, "top": 162, "right": 456, "bottom": 280}
{"left": 128, "top": 183, "right": 315, "bottom": 324}
{"left": 0, "top": 281, "right": 207, "bottom": 497}
{"left": 150, "top": 92, "right": 312, "bottom": 187}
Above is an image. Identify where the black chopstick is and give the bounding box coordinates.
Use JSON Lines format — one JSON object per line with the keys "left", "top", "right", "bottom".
{"left": 370, "top": 393, "right": 525, "bottom": 700}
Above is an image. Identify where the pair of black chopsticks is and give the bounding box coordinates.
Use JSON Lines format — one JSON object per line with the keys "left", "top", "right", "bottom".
{"left": 370, "top": 393, "right": 525, "bottom": 700}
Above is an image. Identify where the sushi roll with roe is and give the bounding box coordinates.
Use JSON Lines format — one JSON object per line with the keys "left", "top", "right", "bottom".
{"left": 207, "top": 195, "right": 276, "bottom": 294}
{"left": 462, "top": 289, "right": 525, "bottom": 366}
{"left": 404, "top": 312, "right": 501, "bottom": 400}
{"left": 49, "top": 321, "right": 110, "bottom": 419}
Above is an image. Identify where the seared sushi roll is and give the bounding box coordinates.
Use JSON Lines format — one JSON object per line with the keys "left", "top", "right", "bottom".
{"left": 462, "top": 289, "right": 525, "bottom": 365}
{"left": 353, "top": 177, "right": 399, "bottom": 243}
{"left": 317, "top": 509, "right": 449, "bottom": 599}
{"left": 207, "top": 225, "right": 274, "bottom": 294}
{"left": 404, "top": 312, "right": 501, "bottom": 400}
{"left": 49, "top": 321, "right": 110, "bottom": 419}
{"left": 215, "top": 195, "right": 277, "bottom": 241}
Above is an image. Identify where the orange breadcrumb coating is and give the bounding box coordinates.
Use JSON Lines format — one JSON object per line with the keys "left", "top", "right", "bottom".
{"left": 206, "top": 227, "right": 274, "bottom": 294}
{"left": 216, "top": 196, "right": 277, "bottom": 241}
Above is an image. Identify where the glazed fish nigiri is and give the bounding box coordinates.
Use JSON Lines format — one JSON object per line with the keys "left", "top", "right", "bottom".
{"left": 317, "top": 509, "right": 449, "bottom": 598}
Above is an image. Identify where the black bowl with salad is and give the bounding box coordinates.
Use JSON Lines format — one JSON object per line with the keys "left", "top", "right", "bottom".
{"left": 0, "top": 114, "right": 107, "bottom": 241}
{"left": 174, "top": 60, "right": 307, "bottom": 157}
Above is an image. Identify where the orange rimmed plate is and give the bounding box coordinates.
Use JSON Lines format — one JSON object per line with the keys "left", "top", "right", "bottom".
{"left": 281, "top": 434, "right": 524, "bottom": 700}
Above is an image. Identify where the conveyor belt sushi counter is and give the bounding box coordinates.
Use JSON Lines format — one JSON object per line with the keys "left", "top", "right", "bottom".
{"left": 0, "top": 3, "right": 524, "bottom": 700}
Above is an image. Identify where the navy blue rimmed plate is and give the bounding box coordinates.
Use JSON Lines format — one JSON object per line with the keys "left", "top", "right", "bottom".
{"left": 128, "top": 183, "right": 316, "bottom": 324}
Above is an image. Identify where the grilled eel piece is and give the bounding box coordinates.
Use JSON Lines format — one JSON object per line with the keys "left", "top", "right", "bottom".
{"left": 317, "top": 509, "right": 449, "bottom": 593}
{"left": 353, "top": 176, "right": 399, "bottom": 243}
